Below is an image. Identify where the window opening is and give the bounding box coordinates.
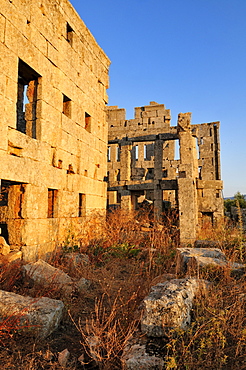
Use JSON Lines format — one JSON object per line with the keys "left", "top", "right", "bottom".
{"left": 17, "top": 59, "right": 40, "bottom": 138}
{"left": 133, "top": 145, "right": 138, "bottom": 161}
{"left": 174, "top": 140, "right": 180, "bottom": 160}
{"left": 144, "top": 143, "right": 154, "bottom": 161}
{"left": 66, "top": 23, "right": 73, "bottom": 45}
{"left": 146, "top": 168, "right": 154, "bottom": 180}
{"left": 116, "top": 169, "right": 120, "bottom": 181}
{"left": 116, "top": 146, "right": 121, "bottom": 162}
{"left": 78, "top": 193, "right": 86, "bottom": 217}
{"left": 85, "top": 112, "right": 91, "bottom": 132}
{"left": 117, "top": 192, "right": 121, "bottom": 204}
{"left": 107, "top": 146, "right": 111, "bottom": 162}
{"left": 198, "top": 166, "right": 202, "bottom": 180}
{"left": 48, "top": 189, "right": 58, "bottom": 218}
{"left": 63, "top": 94, "right": 71, "bottom": 118}
{"left": 0, "top": 223, "right": 9, "bottom": 244}
{"left": 0, "top": 180, "right": 26, "bottom": 218}
{"left": 162, "top": 169, "right": 168, "bottom": 178}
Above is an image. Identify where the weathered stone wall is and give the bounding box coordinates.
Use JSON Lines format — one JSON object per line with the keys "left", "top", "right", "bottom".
{"left": 0, "top": 0, "right": 110, "bottom": 260}
{"left": 107, "top": 102, "right": 224, "bottom": 244}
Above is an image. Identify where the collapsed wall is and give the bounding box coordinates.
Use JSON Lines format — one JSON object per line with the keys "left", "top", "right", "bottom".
{"left": 0, "top": 0, "right": 110, "bottom": 260}
{"left": 106, "top": 102, "right": 224, "bottom": 244}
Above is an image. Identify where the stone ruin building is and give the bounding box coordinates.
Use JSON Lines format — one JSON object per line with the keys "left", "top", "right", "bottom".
{"left": 0, "top": 0, "right": 110, "bottom": 261}
{"left": 106, "top": 102, "right": 224, "bottom": 244}
{"left": 0, "top": 0, "right": 224, "bottom": 261}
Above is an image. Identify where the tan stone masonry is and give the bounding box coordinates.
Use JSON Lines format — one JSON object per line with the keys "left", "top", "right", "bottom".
{"left": 0, "top": 0, "right": 110, "bottom": 260}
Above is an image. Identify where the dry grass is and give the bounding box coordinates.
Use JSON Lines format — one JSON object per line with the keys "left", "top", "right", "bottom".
{"left": 0, "top": 210, "right": 245, "bottom": 369}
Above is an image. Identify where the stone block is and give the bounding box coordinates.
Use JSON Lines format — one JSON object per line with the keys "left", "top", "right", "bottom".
{"left": 0, "top": 290, "right": 64, "bottom": 338}
{"left": 176, "top": 247, "right": 245, "bottom": 277}
{"left": 141, "top": 278, "right": 207, "bottom": 337}
{"left": 22, "top": 259, "right": 74, "bottom": 295}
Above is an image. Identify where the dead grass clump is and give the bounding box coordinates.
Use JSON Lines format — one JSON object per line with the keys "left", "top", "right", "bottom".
{"left": 198, "top": 216, "right": 246, "bottom": 263}
{"left": 165, "top": 277, "right": 246, "bottom": 370}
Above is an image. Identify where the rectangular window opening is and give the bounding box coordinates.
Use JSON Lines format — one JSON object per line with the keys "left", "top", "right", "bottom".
{"left": 0, "top": 180, "right": 26, "bottom": 218}
{"left": 107, "top": 146, "right": 111, "bottom": 162}
{"left": 117, "top": 146, "right": 121, "bottom": 162}
{"left": 116, "top": 169, "right": 121, "bottom": 181}
{"left": 85, "top": 112, "right": 91, "bottom": 132}
{"left": 48, "top": 189, "right": 58, "bottom": 218}
{"left": 162, "top": 169, "right": 168, "bottom": 178}
{"left": 17, "top": 59, "right": 40, "bottom": 138}
{"left": 66, "top": 22, "right": 74, "bottom": 45}
{"left": 78, "top": 193, "right": 86, "bottom": 217}
{"left": 63, "top": 94, "right": 71, "bottom": 118}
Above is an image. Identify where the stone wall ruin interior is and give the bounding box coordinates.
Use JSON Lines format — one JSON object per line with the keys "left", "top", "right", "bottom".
{"left": 106, "top": 102, "right": 224, "bottom": 244}
{"left": 0, "top": 0, "right": 110, "bottom": 261}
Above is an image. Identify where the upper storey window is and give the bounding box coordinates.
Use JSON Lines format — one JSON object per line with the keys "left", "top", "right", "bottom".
{"left": 66, "top": 23, "right": 74, "bottom": 46}
{"left": 17, "top": 59, "right": 41, "bottom": 138}
{"left": 63, "top": 94, "right": 72, "bottom": 118}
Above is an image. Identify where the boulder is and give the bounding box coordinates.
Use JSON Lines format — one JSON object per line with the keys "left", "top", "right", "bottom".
{"left": 0, "top": 237, "right": 10, "bottom": 256}
{"left": 22, "top": 259, "right": 74, "bottom": 296}
{"left": 0, "top": 290, "right": 64, "bottom": 338}
{"left": 176, "top": 247, "right": 245, "bottom": 276}
{"left": 141, "top": 278, "right": 207, "bottom": 337}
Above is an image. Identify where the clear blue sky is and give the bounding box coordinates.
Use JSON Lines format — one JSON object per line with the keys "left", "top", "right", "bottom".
{"left": 70, "top": 0, "right": 246, "bottom": 197}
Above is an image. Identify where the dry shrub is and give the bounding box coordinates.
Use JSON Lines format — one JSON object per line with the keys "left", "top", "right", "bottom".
{"left": 165, "top": 277, "right": 246, "bottom": 370}
{"left": 71, "top": 291, "right": 140, "bottom": 370}
{"left": 198, "top": 216, "right": 246, "bottom": 262}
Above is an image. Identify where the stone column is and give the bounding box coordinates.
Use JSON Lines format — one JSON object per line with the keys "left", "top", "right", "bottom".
{"left": 154, "top": 139, "right": 164, "bottom": 217}
{"left": 121, "top": 190, "right": 133, "bottom": 211}
{"left": 120, "top": 141, "right": 132, "bottom": 182}
{"left": 177, "top": 113, "right": 198, "bottom": 244}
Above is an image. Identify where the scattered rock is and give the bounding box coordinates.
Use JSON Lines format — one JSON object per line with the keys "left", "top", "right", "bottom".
{"left": 62, "top": 253, "right": 90, "bottom": 274}
{"left": 0, "top": 236, "right": 10, "bottom": 256}
{"left": 0, "top": 290, "right": 64, "bottom": 338}
{"left": 141, "top": 278, "right": 207, "bottom": 337}
{"left": 22, "top": 259, "right": 74, "bottom": 296}
{"left": 76, "top": 277, "right": 91, "bottom": 292}
{"left": 58, "top": 348, "right": 70, "bottom": 367}
{"left": 176, "top": 247, "right": 245, "bottom": 276}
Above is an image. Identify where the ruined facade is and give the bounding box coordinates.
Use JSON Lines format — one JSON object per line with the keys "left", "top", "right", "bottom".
{"left": 0, "top": 0, "right": 110, "bottom": 260}
{"left": 106, "top": 102, "right": 224, "bottom": 244}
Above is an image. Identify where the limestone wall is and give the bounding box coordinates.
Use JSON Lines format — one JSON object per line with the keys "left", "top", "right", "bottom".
{"left": 0, "top": 0, "right": 110, "bottom": 260}
{"left": 107, "top": 102, "right": 224, "bottom": 244}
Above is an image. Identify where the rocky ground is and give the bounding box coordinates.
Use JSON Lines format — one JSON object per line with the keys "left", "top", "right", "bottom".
{"left": 0, "top": 210, "right": 245, "bottom": 369}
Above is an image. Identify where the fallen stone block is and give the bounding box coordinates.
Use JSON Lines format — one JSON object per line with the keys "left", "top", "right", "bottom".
{"left": 22, "top": 259, "right": 74, "bottom": 296}
{"left": 141, "top": 278, "right": 207, "bottom": 337}
{"left": 0, "top": 290, "right": 64, "bottom": 338}
{"left": 0, "top": 237, "right": 10, "bottom": 256}
{"left": 176, "top": 247, "right": 245, "bottom": 276}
